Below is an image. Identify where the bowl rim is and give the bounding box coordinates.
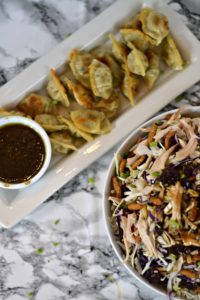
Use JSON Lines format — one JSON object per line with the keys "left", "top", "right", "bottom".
{"left": 0, "top": 115, "right": 52, "bottom": 189}
{"left": 103, "top": 105, "right": 200, "bottom": 299}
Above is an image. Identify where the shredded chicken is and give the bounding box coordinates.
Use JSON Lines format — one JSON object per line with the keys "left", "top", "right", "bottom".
{"left": 173, "top": 136, "right": 197, "bottom": 162}
{"left": 136, "top": 209, "right": 158, "bottom": 257}
{"left": 150, "top": 144, "right": 176, "bottom": 172}
{"left": 166, "top": 181, "right": 183, "bottom": 223}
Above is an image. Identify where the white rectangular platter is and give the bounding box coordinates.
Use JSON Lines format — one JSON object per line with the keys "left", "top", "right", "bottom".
{"left": 0, "top": 0, "right": 200, "bottom": 228}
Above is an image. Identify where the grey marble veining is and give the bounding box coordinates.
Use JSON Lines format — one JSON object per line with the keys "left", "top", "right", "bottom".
{"left": 0, "top": 1, "right": 200, "bottom": 300}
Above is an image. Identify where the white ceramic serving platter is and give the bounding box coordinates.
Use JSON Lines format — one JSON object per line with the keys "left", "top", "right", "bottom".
{"left": 0, "top": 0, "right": 200, "bottom": 228}
{"left": 103, "top": 106, "right": 200, "bottom": 299}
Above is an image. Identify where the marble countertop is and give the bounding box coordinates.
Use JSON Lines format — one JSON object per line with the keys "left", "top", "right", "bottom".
{"left": 0, "top": 0, "right": 199, "bottom": 300}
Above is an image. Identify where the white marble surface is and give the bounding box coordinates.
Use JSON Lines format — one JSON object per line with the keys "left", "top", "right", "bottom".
{"left": 0, "top": 0, "right": 199, "bottom": 300}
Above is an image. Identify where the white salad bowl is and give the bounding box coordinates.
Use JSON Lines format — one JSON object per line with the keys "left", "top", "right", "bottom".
{"left": 0, "top": 116, "right": 52, "bottom": 189}
{"left": 103, "top": 106, "right": 200, "bottom": 299}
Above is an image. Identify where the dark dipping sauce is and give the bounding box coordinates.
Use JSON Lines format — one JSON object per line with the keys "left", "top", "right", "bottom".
{"left": 0, "top": 124, "right": 45, "bottom": 184}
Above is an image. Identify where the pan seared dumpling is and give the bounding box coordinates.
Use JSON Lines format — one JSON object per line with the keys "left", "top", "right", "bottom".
{"left": 17, "top": 93, "right": 56, "bottom": 117}
{"left": 69, "top": 49, "right": 93, "bottom": 89}
{"left": 120, "top": 29, "right": 149, "bottom": 52}
{"left": 121, "top": 64, "right": 139, "bottom": 106}
{"left": 89, "top": 59, "right": 113, "bottom": 100}
{"left": 50, "top": 131, "right": 79, "bottom": 154}
{"left": 109, "top": 33, "right": 128, "bottom": 63}
{"left": 0, "top": 108, "right": 27, "bottom": 117}
{"left": 97, "top": 54, "right": 122, "bottom": 88}
{"left": 35, "top": 114, "right": 67, "bottom": 132}
{"left": 127, "top": 44, "right": 149, "bottom": 76}
{"left": 144, "top": 50, "right": 160, "bottom": 89}
{"left": 71, "top": 109, "right": 111, "bottom": 134}
{"left": 47, "top": 69, "right": 70, "bottom": 107}
{"left": 57, "top": 115, "right": 93, "bottom": 142}
{"left": 94, "top": 90, "right": 120, "bottom": 120}
{"left": 61, "top": 76, "right": 94, "bottom": 109}
{"left": 161, "top": 34, "right": 184, "bottom": 70}
{"left": 121, "top": 14, "right": 142, "bottom": 30}
{"left": 140, "top": 8, "right": 169, "bottom": 45}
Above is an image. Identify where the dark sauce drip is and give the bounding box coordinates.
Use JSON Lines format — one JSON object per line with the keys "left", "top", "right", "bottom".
{"left": 0, "top": 124, "right": 45, "bottom": 184}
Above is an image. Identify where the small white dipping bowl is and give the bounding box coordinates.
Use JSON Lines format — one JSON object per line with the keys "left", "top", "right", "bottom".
{"left": 103, "top": 106, "right": 200, "bottom": 299}
{"left": 0, "top": 115, "right": 52, "bottom": 189}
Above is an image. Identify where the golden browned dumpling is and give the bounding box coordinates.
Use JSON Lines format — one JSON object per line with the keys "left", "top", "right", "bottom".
{"left": 140, "top": 8, "right": 169, "bottom": 45}
{"left": 94, "top": 90, "right": 121, "bottom": 120}
{"left": 121, "top": 14, "right": 142, "bottom": 30}
{"left": 144, "top": 50, "right": 160, "bottom": 89}
{"left": 57, "top": 115, "right": 93, "bottom": 142}
{"left": 35, "top": 114, "right": 68, "bottom": 132}
{"left": 71, "top": 109, "right": 111, "bottom": 134}
{"left": 161, "top": 34, "right": 184, "bottom": 70}
{"left": 47, "top": 69, "right": 70, "bottom": 107}
{"left": 121, "top": 64, "right": 139, "bottom": 106}
{"left": 109, "top": 33, "right": 128, "bottom": 63}
{"left": 120, "top": 29, "right": 150, "bottom": 52}
{"left": 50, "top": 131, "right": 81, "bottom": 154}
{"left": 89, "top": 59, "right": 113, "bottom": 100}
{"left": 60, "top": 75, "right": 94, "bottom": 109}
{"left": 69, "top": 49, "right": 93, "bottom": 89}
{"left": 17, "top": 93, "right": 56, "bottom": 117}
{"left": 97, "top": 54, "right": 122, "bottom": 88}
{"left": 127, "top": 44, "right": 149, "bottom": 76}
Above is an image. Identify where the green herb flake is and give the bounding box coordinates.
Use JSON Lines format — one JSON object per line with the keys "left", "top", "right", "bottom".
{"left": 150, "top": 141, "right": 158, "bottom": 148}
{"left": 88, "top": 177, "right": 95, "bottom": 184}
{"left": 197, "top": 261, "right": 200, "bottom": 267}
{"left": 37, "top": 248, "right": 44, "bottom": 254}
{"left": 52, "top": 242, "right": 60, "bottom": 247}
{"left": 54, "top": 219, "right": 60, "bottom": 225}
{"left": 27, "top": 291, "right": 34, "bottom": 297}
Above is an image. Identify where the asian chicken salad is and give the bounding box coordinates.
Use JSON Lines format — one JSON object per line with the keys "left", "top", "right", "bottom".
{"left": 108, "top": 110, "right": 200, "bottom": 299}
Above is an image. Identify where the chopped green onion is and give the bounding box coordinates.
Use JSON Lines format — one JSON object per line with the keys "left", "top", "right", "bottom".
{"left": 156, "top": 120, "right": 163, "bottom": 125}
{"left": 171, "top": 219, "right": 181, "bottom": 228}
{"left": 197, "top": 261, "right": 200, "bottom": 267}
{"left": 119, "top": 172, "right": 130, "bottom": 179}
{"left": 130, "top": 184, "right": 136, "bottom": 189}
{"left": 150, "top": 141, "right": 158, "bottom": 148}
{"left": 131, "top": 169, "right": 139, "bottom": 178}
{"left": 27, "top": 291, "right": 34, "bottom": 297}
{"left": 151, "top": 171, "right": 161, "bottom": 177}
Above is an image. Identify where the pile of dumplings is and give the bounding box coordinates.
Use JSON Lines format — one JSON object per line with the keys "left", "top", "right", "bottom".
{"left": 0, "top": 7, "right": 184, "bottom": 155}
